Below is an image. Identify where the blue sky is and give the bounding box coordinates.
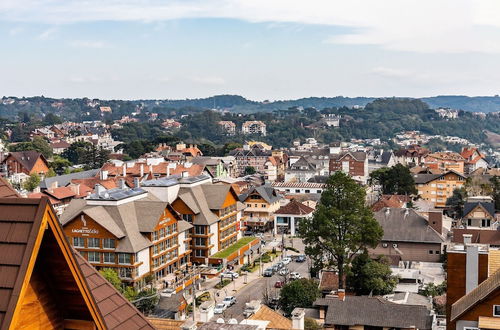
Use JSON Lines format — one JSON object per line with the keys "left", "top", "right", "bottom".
{"left": 2, "top": 0, "right": 500, "bottom": 100}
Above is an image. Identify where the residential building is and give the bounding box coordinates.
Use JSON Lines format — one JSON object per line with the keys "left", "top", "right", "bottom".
{"left": 229, "top": 146, "right": 272, "bottom": 176}
{"left": 446, "top": 239, "right": 500, "bottom": 330}
{"left": 218, "top": 120, "right": 236, "bottom": 135}
{"left": 371, "top": 194, "right": 409, "bottom": 212}
{"left": 394, "top": 145, "right": 430, "bottom": 166}
{"left": 0, "top": 188, "right": 154, "bottom": 329}
{"left": 329, "top": 151, "right": 369, "bottom": 184}
{"left": 368, "top": 150, "right": 396, "bottom": 172}
{"left": 435, "top": 107, "right": 459, "bottom": 119}
{"left": 322, "top": 114, "right": 341, "bottom": 127}
{"left": 370, "top": 208, "right": 445, "bottom": 263}
{"left": 414, "top": 170, "right": 466, "bottom": 208}
{"left": 29, "top": 185, "right": 77, "bottom": 215}
{"left": 242, "top": 121, "right": 267, "bottom": 136}
{"left": 50, "top": 140, "right": 71, "bottom": 154}
{"left": 274, "top": 199, "right": 314, "bottom": 235}
{"left": 461, "top": 147, "right": 489, "bottom": 174}
{"left": 314, "top": 294, "right": 433, "bottom": 330}
{"left": 2, "top": 150, "right": 50, "bottom": 177}
{"left": 285, "top": 156, "right": 318, "bottom": 183}
{"left": 191, "top": 156, "right": 237, "bottom": 178}
{"left": 240, "top": 185, "right": 281, "bottom": 232}
{"left": 318, "top": 270, "right": 339, "bottom": 297}
{"left": 60, "top": 185, "right": 193, "bottom": 287}
{"left": 461, "top": 196, "right": 496, "bottom": 229}
{"left": 425, "top": 152, "right": 466, "bottom": 174}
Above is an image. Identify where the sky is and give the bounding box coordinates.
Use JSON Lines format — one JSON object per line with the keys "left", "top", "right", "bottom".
{"left": 2, "top": 0, "right": 500, "bottom": 100}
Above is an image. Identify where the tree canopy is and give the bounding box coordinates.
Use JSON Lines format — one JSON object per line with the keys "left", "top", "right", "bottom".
{"left": 347, "top": 253, "right": 397, "bottom": 295}
{"left": 369, "top": 164, "right": 417, "bottom": 195}
{"left": 446, "top": 187, "right": 467, "bottom": 219}
{"left": 299, "top": 172, "right": 383, "bottom": 288}
{"left": 9, "top": 136, "right": 53, "bottom": 159}
{"left": 279, "top": 278, "right": 320, "bottom": 316}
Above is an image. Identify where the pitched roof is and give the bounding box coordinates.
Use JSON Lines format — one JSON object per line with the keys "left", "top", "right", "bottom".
{"left": 374, "top": 208, "right": 444, "bottom": 243}
{"left": 241, "top": 186, "right": 281, "bottom": 204}
{"left": 0, "top": 177, "right": 20, "bottom": 198}
{"left": 371, "top": 195, "right": 408, "bottom": 212}
{"left": 315, "top": 296, "right": 432, "bottom": 329}
{"left": 44, "top": 186, "right": 77, "bottom": 200}
{"left": 463, "top": 202, "right": 495, "bottom": 219}
{"left": 319, "top": 270, "right": 339, "bottom": 292}
{"left": 274, "top": 199, "right": 314, "bottom": 215}
{"left": 427, "top": 152, "right": 465, "bottom": 162}
{"left": 6, "top": 150, "right": 47, "bottom": 172}
{"left": 451, "top": 228, "right": 500, "bottom": 245}
{"left": 40, "top": 169, "right": 99, "bottom": 189}
{"left": 451, "top": 269, "right": 500, "bottom": 321}
{"left": 177, "top": 185, "right": 219, "bottom": 225}
{"left": 74, "top": 252, "right": 155, "bottom": 329}
{"left": 331, "top": 151, "right": 367, "bottom": 162}
{"left": 248, "top": 305, "right": 292, "bottom": 329}
{"left": 413, "top": 170, "right": 466, "bottom": 184}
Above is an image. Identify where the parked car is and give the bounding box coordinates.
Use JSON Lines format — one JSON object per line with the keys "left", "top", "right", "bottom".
{"left": 278, "top": 268, "right": 289, "bottom": 276}
{"left": 160, "top": 288, "right": 176, "bottom": 298}
{"left": 263, "top": 268, "right": 274, "bottom": 277}
{"left": 295, "top": 255, "right": 306, "bottom": 263}
{"left": 272, "top": 264, "right": 280, "bottom": 272}
{"left": 221, "top": 271, "right": 239, "bottom": 279}
{"left": 274, "top": 280, "right": 284, "bottom": 288}
{"left": 290, "top": 272, "right": 301, "bottom": 280}
{"left": 214, "top": 303, "right": 227, "bottom": 314}
{"left": 276, "top": 262, "right": 284, "bottom": 269}
{"left": 268, "top": 297, "right": 280, "bottom": 310}
{"left": 223, "top": 296, "right": 236, "bottom": 307}
{"left": 282, "top": 257, "right": 291, "bottom": 265}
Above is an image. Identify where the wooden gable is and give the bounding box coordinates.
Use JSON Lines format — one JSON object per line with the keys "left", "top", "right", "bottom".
{"left": 154, "top": 205, "right": 180, "bottom": 230}
{"left": 0, "top": 198, "right": 105, "bottom": 330}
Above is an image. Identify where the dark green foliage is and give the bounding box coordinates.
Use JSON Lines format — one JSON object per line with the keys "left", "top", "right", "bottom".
{"left": 419, "top": 281, "right": 447, "bottom": 297}
{"left": 491, "top": 176, "right": 500, "bottom": 212}
{"left": 446, "top": 187, "right": 467, "bottom": 219}
{"left": 134, "top": 288, "right": 159, "bottom": 315}
{"left": 370, "top": 164, "right": 417, "bottom": 195}
{"left": 62, "top": 142, "right": 109, "bottom": 169}
{"left": 244, "top": 166, "right": 256, "bottom": 175}
{"left": 279, "top": 278, "right": 320, "bottom": 316}
{"left": 23, "top": 173, "right": 41, "bottom": 191}
{"left": 304, "top": 318, "right": 322, "bottom": 330}
{"left": 9, "top": 136, "right": 53, "bottom": 159}
{"left": 298, "top": 172, "right": 383, "bottom": 288}
{"left": 347, "top": 253, "right": 397, "bottom": 295}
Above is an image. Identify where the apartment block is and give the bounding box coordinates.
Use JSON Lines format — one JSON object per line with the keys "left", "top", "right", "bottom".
{"left": 414, "top": 170, "right": 466, "bottom": 208}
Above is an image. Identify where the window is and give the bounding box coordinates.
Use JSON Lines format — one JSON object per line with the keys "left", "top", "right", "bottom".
{"left": 435, "top": 250, "right": 440, "bottom": 255}
{"left": 482, "top": 219, "right": 491, "bottom": 227}
{"left": 103, "top": 252, "right": 115, "bottom": 264}
{"left": 295, "top": 189, "right": 300, "bottom": 193}
{"left": 118, "top": 253, "right": 131, "bottom": 264}
{"left": 195, "top": 237, "right": 207, "bottom": 246}
{"left": 467, "top": 219, "right": 472, "bottom": 226}
{"left": 494, "top": 305, "right": 500, "bottom": 317}
{"left": 305, "top": 190, "right": 310, "bottom": 193}
{"left": 195, "top": 249, "right": 205, "bottom": 257}
{"left": 88, "top": 251, "right": 100, "bottom": 263}
{"left": 317, "top": 190, "right": 321, "bottom": 194}
{"left": 88, "top": 238, "right": 100, "bottom": 249}
{"left": 103, "top": 238, "right": 115, "bottom": 249}
{"left": 119, "top": 268, "right": 132, "bottom": 279}
{"left": 429, "top": 250, "right": 434, "bottom": 254}
{"left": 195, "top": 226, "right": 205, "bottom": 235}
{"left": 73, "top": 237, "right": 85, "bottom": 248}
{"left": 182, "top": 214, "right": 193, "bottom": 222}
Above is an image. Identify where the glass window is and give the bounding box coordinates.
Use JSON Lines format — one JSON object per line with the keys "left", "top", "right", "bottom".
{"left": 118, "top": 253, "right": 131, "bottom": 264}
{"left": 494, "top": 305, "right": 500, "bottom": 317}
{"left": 103, "top": 252, "right": 115, "bottom": 264}
{"left": 88, "top": 251, "right": 100, "bottom": 263}
{"left": 103, "top": 238, "right": 115, "bottom": 249}
{"left": 88, "top": 238, "right": 100, "bottom": 249}
{"left": 73, "top": 237, "right": 85, "bottom": 248}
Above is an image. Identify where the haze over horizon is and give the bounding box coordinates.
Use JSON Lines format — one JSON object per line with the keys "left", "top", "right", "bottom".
{"left": 3, "top": 1, "right": 500, "bottom": 100}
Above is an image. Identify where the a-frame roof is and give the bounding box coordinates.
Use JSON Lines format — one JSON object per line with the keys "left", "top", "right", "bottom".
{"left": 0, "top": 197, "right": 105, "bottom": 329}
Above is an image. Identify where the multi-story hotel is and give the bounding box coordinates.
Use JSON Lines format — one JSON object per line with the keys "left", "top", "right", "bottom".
{"left": 60, "top": 182, "right": 193, "bottom": 287}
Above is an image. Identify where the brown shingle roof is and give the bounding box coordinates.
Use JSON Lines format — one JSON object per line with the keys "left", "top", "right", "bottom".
{"left": 274, "top": 199, "right": 314, "bottom": 215}
{"left": 6, "top": 150, "right": 47, "bottom": 172}
{"left": 319, "top": 270, "right": 339, "bottom": 292}
{"left": 74, "top": 251, "right": 155, "bottom": 329}
{"left": 248, "top": 305, "right": 292, "bottom": 329}
{"left": 0, "top": 177, "right": 20, "bottom": 198}
{"left": 451, "top": 268, "right": 500, "bottom": 321}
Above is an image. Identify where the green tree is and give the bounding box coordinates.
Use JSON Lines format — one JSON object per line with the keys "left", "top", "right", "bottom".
{"left": 347, "top": 253, "right": 397, "bottom": 295}
{"left": 62, "top": 141, "right": 109, "bottom": 169}
{"left": 419, "top": 281, "right": 447, "bottom": 297}
{"left": 304, "top": 317, "right": 322, "bottom": 330}
{"left": 43, "top": 113, "right": 62, "bottom": 125}
{"left": 46, "top": 168, "right": 56, "bottom": 178}
{"left": 299, "top": 172, "right": 383, "bottom": 289}
{"left": 50, "top": 155, "right": 72, "bottom": 174}
{"left": 134, "top": 288, "right": 159, "bottom": 315}
{"left": 370, "top": 164, "right": 417, "bottom": 195}
{"left": 490, "top": 176, "right": 500, "bottom": 212}
{"left": 244, "top": 166, "right": 256, "bottom": 175}
{"left": 279, "top": 278, "right": 320, "bottom": 316}
{"left": 9, "top": 136, "right": 53, "bottom": 159}
{"left": 99, "top": 268, "right": 123, "bottom": 292}
{"left": 446, "top": 187, "right": 467, "bottom": 219}
{"left": 23, "top": 173, "right": 41, "bottom": 191}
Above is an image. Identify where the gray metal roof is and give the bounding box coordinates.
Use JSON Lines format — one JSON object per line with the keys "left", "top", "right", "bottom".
{"left": 463, "top": 202, "right": 495, "bottom": 219}
{"left": 40, "top": 169, "right": 99, "bottom": 189}
{"left": 87, "top": 187, "right": 147, "bottom": 201}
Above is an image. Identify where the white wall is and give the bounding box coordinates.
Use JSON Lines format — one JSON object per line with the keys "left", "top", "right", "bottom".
{"left": 137, "top": 248, "right": 150, "bottom": 277}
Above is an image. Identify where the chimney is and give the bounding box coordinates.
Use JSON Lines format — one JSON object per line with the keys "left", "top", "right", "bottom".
{"left": 122, "top": 165, "right": 126, "bottom": 177}
{"left": 149, "top": 164, "right": 153, "bottom": 174}
{"left": 182, "top": 171, "right": 188, "bottom": 178}
{"left": 94, "top": 184, "right": 105, "bottom": 196}
{"left": 465, "top": 244, "right": 479, "bottom": 293}
{"left": 463, "top": 233, "right": 473, "bottom": 245}
{"left": 291, "top": 308, "right": 305, "bottom": 330}
{"left": 100, "top": 170, "right": 108, "bottom": 180}
{"left": 338, "top": 289, "right": 346, "bottom": 301}
{"left": 181, "top": 320, "right": 197, "bottom": 330}
{"left": 428, "top": 211, "right": 442, "bottom": 235}
{"left": 119, "top": 178, "right": 126, "bottom": 190}
{"left": 140, "top": 164, "right": 144, "bottom": 177}
{"left": 134, "top": 177, "right": 140, "bottom": 188}
{"left": 199, "top": 301, "right": 214, "bottom": 323}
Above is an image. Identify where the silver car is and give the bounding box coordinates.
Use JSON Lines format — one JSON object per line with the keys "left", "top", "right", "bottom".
{"left": 214, "top": 303, "right": 227, "bottom": 314}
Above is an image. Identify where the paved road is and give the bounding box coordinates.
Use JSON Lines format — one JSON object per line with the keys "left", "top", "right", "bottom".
{"left": 212, "top": 237, "right": 309, "bottom": 321}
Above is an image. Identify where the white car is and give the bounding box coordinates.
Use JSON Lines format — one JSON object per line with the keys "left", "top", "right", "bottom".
{"left": 214, "top": 303, "right": 227, "bottom": 314}
{"left": 278, "top": 268, "right": 289, "bottom": 276}
{"left": 290, "top": 272, "right": 301, "bottom": 280}
{"left": 221, "top": 271, "right": 239, "bottom": 279}
{"left": 223, "top": 296, "right": 237, "bottom": 307}
{"left": 282, "top": 257, "right": 292, "bottom": 265}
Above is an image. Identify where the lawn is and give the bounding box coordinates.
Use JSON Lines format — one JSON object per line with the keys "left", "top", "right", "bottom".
{"left": 211, "top": 236, "right": 257, "bottom": 259}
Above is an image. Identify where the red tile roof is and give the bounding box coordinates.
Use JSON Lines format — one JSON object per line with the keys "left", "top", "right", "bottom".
{"left": 274, "top": 199, "right": 314, "bottom": 215}
{"left": 44, "top": 186, "right": 77, "bottom": 200}
{"left": 0, "top": 177, "right": 20, "bottom": 198}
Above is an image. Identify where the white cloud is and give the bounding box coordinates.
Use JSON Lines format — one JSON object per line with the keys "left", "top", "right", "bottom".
{"left": 8, "top": 26, "right": 23, "bottom": 36}
{"left": 37, "top": 27, "right": 57, "bottom": 40}
{"left": 69, "top": 40, "right": 110, "bottom": 48}
{"left": 3, "top": 1, "right": 500, "bottom": 53}
{"left": 190, "top": 76, "right": 226, "bottom": 85}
